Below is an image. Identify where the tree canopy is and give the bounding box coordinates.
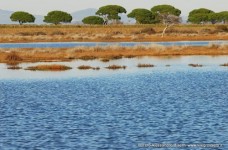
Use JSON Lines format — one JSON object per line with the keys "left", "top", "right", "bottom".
{"left": 208, "top": 11, "right": 228, "bottom": 24}
{"left": 44, "top": 11, "right": 72, "bottom": 25}
{"left": 96, "top": 5, "right": 127, "bottom": 22}
{"left": 151, "top": 5, "right": 181, "bottom": 16}
{"left": 127, "top": 9, "right": 157, "bottom": 24}
{"left": 10, "top": 11, "right": 35, "bottom": 25}
{"left": 188, "top": 8, "right": 214, "bottom": 24}
{"left": 216, "top": 11, "right": 228, "bottom": 23}
{"left": 82, "top": 16, "right": 104, "bottom": 25}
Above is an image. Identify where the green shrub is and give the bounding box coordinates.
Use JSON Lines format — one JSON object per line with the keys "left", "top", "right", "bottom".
{"left": 82, "top": 16, "right": 104, "bottom": 25}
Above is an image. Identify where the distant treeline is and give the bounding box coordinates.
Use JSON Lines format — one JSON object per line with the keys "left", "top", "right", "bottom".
{"left": 7, "top": 4, "right": 228, "bottom": 25}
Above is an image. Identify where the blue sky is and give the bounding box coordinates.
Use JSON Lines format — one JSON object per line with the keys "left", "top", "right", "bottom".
{"left": 0, "top": 0, "right": 227, "bottom": 16}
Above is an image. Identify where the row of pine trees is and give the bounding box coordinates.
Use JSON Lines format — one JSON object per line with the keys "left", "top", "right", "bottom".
{"left": 8, "top": 4, "right": 228, "bottom": 25}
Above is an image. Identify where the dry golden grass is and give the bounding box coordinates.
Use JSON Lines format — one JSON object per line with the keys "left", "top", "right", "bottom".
{"left": 0, "top": 24, "right": 227, "bottom": 43}
{"left": 0, "top": 44, "right": 227, "bottom": 63}
{"left": 137, "top": 64, "right": 155, "bottom": 68}
{"left": 25, "top": 64, "right": 72, "bottom": 71}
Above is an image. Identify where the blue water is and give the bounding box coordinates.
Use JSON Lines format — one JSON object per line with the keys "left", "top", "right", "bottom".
{"left": 0, "top": 40, "right": 227, "bottom": 48}
{"left": 0, "top": 68, "right": 227, "bottom": 149}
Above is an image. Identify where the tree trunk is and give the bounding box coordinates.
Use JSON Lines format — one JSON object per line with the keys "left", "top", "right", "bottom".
{"left": 19, "top": 21, "right": 22, "bottom": 25}
{"left": 162, "top": 25, "right": 168, "bottom": 38}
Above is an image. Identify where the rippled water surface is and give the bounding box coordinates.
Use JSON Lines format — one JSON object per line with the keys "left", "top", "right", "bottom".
{"left": 0, "top": 56, "right": 227, "bottom": 149}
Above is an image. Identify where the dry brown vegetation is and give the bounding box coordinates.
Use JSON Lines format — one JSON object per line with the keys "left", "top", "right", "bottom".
{"left": 5, "top": 52, "right": 23, "bottom": 61}
{"left": 188, "top": 64, "right": 203, "bottom": 67}
{"left": 220, "top": 63, "right": 228, "bottom": 66}
{"left": 7, "top": 66, "right": 22, "bottom": 70}
{"left": 0, "top": 24, "right": 227, "bottom": 43}
{"left": 78, "top": 65, "right": 100, "bottom": 70}
{"left": 105, "top": 65, "right": 126, "bottom": 70}
{"left": 0, "top": 44, "right": 227, "bottom": 63}
{"left": 137, "top": 64, "right": 155, "bottom": 68}
{"left": 25, "top": 64, "right": 72, "bottom": 71}
{"left": 100, "top": 58, "right": 110, "bottom": 62}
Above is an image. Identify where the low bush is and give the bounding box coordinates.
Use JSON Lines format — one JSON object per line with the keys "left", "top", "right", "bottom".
{"left": 17, "top": 32, "right": 32, "bottom": 36}
{"left": 5, "top": 52, "right": 23, "bottom": 61}
{"left": 216, "top": 25, "right": 228, "bottom": 32}
{"left": 165, "top": 29, "right": 198, "bottom": 34}
{"left": 140, "top": 28, "right": 156, "bottom": 34}
{"left": 199, "top": 28, "right": 212, "bottom": 34}
{"left": 51, "top": 31, "right": 65, "bottom": 35}
{"left": 33, "top": 32, "right": 47, "bottom": 36}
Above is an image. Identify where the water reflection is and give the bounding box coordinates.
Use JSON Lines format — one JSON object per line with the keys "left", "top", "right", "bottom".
{"left": 0, "top": 56, "right": 227, "bottom": 79}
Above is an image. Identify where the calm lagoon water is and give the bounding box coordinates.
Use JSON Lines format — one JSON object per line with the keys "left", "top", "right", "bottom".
{"left": 0, "top": 40, "right": 227, "bottom": 48}
{"left": 0, "top": 56, "right": 227, "bottom": 149}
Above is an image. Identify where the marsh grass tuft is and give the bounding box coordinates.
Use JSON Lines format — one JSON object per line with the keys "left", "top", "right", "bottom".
{"left": 109, "top": 55, "right": 123, "bottom": 60}
{"left": 124, "top": 55, "right": 135, "bottom": 58}
{"left": 5, "top": 52, "right": 23, "bottom": 61}
{"left": 137, "top": 64, "right": 154, "bottom": 68}
{"left": 7, "top": 66, "right": 22, "bottom": 70}
{"left": 100, "top": 58, "right": 110, "bottom": 62}
{"left": 78, "top": 65, "right": 100, "bottom": 70}
{"left": 220, "top": 63, "right": 228, "bottom": 66}
{"left": 79, "top": 55, "right": 97, "bottom": 60}
{"left": 105, "top": 65, "right": 126, "bottom": 70}
{"left": 188, "top": 64, "right": 203, "bottom": 67}
{"left": 25, "top": 64, "right": 72, "bottom": 71}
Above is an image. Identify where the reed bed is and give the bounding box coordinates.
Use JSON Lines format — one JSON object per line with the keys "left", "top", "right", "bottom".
{"left": 0, "top": 44, "right": 227, "bottom": 63}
